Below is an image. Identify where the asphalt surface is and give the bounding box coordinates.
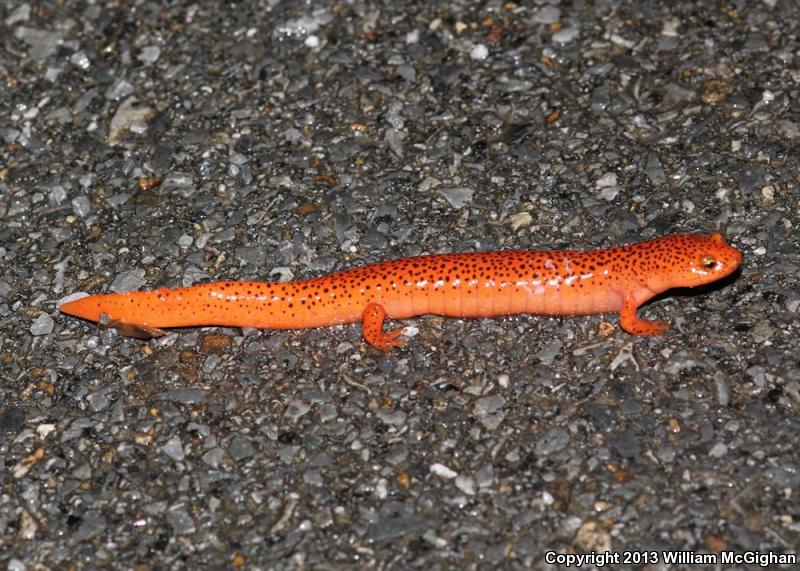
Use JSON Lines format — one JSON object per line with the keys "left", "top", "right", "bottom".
{"left": 1, "top": 0, "right": 798, "bottom": 569}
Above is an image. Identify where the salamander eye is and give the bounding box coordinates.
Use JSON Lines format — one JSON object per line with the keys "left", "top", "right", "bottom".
{"left": 701, "top": 255, "right": 716, "bottom": 269}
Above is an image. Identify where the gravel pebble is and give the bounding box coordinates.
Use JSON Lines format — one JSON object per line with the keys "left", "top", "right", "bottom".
{"left": 228, "top": 434, "right": 257, "bottom": 461}
{"left": 0, "top": 406, "right": 25, "bottom": 435}
{"left": 167, "top": 508, "right": 196, "bottom": 535}
{"left": 437, "top": 187, "right": 474, "bottom": 209}
{"left": 552, "top": 27, "right": 580, "bottom": 44}
{"left": 161, "top": 436, "right": 185, "bottom": 462}
{"left": 110, "top": 269, "right": 147, "bottom": 293}
{"left": 29, "top": 312, "right": 54, "bottom": 335}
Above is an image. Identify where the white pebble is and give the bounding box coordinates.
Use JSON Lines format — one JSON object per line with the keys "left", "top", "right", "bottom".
{"left": 599, "top": 186, "right": 620, "bottom": 201}
{"left": 596, "top": 172, "right": 617, "bottom": 188}
{"left": 708, "top": 442, "right": 728, "bottom": 458}
{"left": 30, "top": 312, "right": 55, "bottom": 336}
{"left": 552, "top": 27, "right": 580, "bottom": 44}
{"left": 71, "top": 195, "right": 91, "bottom": 217}
{"left": 37, "top": 424, "right": 57, "bottom": 438}
{"left": 138, "top": 45, "right": 161, "bottom": 64}
{"left": 661, "top": 18, "right": 680, "bottom": 37}
{"left": 430, "top": 463, "right": 458, "bottom": 479}
{"left": 532, "top": 6, "right": 560, "bottom": 25}
{"left": 470, "top": 44, "right": 488, "bottom": 61}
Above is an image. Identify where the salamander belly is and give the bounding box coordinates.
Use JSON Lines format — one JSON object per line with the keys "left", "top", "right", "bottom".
{"left": 380, "top": 277, "right": 625, "bottom": 320}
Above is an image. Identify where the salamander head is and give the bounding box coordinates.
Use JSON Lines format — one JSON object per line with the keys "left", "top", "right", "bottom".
{"left": 645, "top": 232, "right": 742, "bottom": 292}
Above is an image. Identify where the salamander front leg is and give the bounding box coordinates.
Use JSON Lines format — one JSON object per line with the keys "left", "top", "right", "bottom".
{"left": 361, "top": 302, "right": 406, "bottom": 352}
{"left": 619, "top": 298, "right": 669, "bottom": 336}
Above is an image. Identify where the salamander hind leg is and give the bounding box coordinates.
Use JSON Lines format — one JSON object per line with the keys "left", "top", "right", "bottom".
{"left": 107, "top": 318, "right": 166, "bottom": 339}
{"left": 361, "top": 302, "right": 407, "bottom": 352}
{"left": 619, "top": 298, "right": 669, "bottom": 336}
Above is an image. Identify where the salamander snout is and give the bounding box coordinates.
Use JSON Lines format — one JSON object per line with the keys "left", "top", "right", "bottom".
{"left": 674, "top": 232, "right": 742, "bottom": 288}
{"left": 643, "top": 232, "right": 742, "bottom": 293}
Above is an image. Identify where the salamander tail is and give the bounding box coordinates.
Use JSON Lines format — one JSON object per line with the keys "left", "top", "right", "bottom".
{"left": 59, "top": 294, "right": 104, "bottom": 323}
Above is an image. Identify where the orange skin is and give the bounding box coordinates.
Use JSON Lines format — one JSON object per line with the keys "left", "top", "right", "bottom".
{"left": 60, "top": 233, "right": 742, "bottom": 351}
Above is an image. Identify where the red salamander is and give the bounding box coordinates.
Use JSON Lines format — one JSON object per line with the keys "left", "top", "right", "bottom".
{"left": 60, "top": 233, "right": 742, "bottom": 351}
